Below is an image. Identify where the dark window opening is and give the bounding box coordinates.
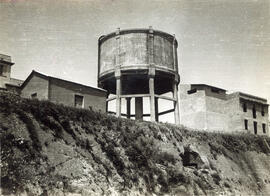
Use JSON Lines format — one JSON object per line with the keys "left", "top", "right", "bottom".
{"left": 262, "top": 123, "right": 266, "bottom": 134}
{"left": 31, "top": 93, "right": 37, "bottom": 99}
{"left": 243, "top": 103, "right": 247, "bottom": 112}
{"left": 252, "top": 105, "right": 256, "bottom": 118}
{"left": 254, "top": 121, "right": 257, "bottom": 135}
{"left": 244, "top": 119, "right": 248, "bottom": 130}
{"left": 0, "top": 65, "right": 3, "bottom": 76}
{"left": 261, "top": 106, "right": 265, "bottom": 116}
{"left": 187, "top": 88, "right": 197, "bottom": 94}
{"left": 75, "top": 94, "right": 84, "bottom": 108}
{"left": 211, "top": 88, "right": 220, "bottom": 93}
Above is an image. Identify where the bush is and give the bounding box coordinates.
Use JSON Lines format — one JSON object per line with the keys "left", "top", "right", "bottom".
{"left": 40, "top": 115, "right": 63, "bottom": 139}
{"left": 60, "top": 119, "right": 76, "bottom": 139}
{"left": 16, "top": 109, "right": 42, "bottom": 151}
{"left": 151, "top": 150, "right": 177, "bottom": 166}
{"left": 168, "top": 167, "right": 189, "bottom": 185}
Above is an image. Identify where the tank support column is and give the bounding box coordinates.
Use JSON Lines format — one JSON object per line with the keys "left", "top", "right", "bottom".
{"left": 149, "top": 65, "right": 156, "bottom": 122}
{"left": 115, "top": 28, "right": 122, "bottom": 117}
{"left": 135, "top": 97, "right": 143, "bottom": 120}
{"left": 148, "top": 27, "right": 156, "bottom": 122}
{"left": 149, "top": 77, "right": 156, "bottom": 121}
{"left": 155, "top": 97, "right": 159, "bottom": 122}
{"left": 126, "top": 97, "right": 131, "bottom": 119}
{"left": 173, "top": 79, "right": 180, "bottom": 125}
{"left": 115, "top": 68, "right": 121, "bottom": 117}
{"left": 106, "top": 92, "right": 110, "bottom": 113}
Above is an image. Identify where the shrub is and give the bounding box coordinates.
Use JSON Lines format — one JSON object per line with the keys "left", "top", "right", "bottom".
{"left": 103, "top": 143, "right": 125, "bottom": 176}
{"left": 154, "top": 151, "right": 177, "bottom": 166}
{"left": 60, "top": 119, "right": 76, "bottom": 139}
{"left": 40, "top": 116, "right": 63, "bottom": 139}
{"left": 168, "top": 168, "right": 189, "bottom": 185}
{"left": 16, "top": 109, "right": 42, "bottom": 151}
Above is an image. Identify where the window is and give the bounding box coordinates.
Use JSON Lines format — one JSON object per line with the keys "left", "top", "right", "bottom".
{"left": 243, "top": 103, "right": 247, "bottom": 112}
{"left": 261, "top": 106, "right": 265, "bottom": 116}
{"left": 252, "top": 105, "right": 256, "bottom": 119}
{"left": 31, "top": 93, "right": 37, "bottom": 99}
{"left": 244, "top": 119, "right": 248, "bottom": 130}
{"left": 187, "top": 88, "right": 197, "bottom": 94}
{"left": 254, "top": 121, "right": 257, "bottom": 135}
{"left": 262, "top": 123, "right": 266, "bottom": 134}
{"left": 75, "top": 94, "right": 84, "bottom": 108}
{"left": 0, "top": 65, "right": 3, "bottom": 76}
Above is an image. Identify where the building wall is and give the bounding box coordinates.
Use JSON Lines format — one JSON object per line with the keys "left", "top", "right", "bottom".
{"left": 6, "top": 85, "right": 21, "bottom": 94}
{"left": 49, "top": 79, "right": 107, "bottom": 112}
{"left": 205, "top": 96, "right": 229, "bottom": 132}
{"left": 21, "top": 75, "right": 49, "bottom": 100}
{"left": 191, "top": 84, "right": 226, "bottom": 100}
{"left": 224, "top": 94, "right": 243, "bottom": 133}
{"left": 0, "top": 76, "right": 8, "bottom": 89}
{"left": 0, "top": 64, "right": 11, "bottom": 88}
{"left": 180, "top": 84, "right": 207, "bottom": 130}
{"left": 179, "top": 85, "right": 269, "bottom": 136}
{"left": 0, "top": 64, "right": 11, "bottom": 78}
{"left": 180, "top": 84, "right": 229, "bottom": 132}
{"left": 239, "top": 99, "right": 269, "bottom": 136}
{"left": 0, "top": 61, "right": 23, "bottom": 90}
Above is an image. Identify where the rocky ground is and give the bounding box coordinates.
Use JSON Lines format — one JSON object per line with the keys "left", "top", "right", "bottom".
{"left": 0, "top": 91, "right": 270, "bottom": 196}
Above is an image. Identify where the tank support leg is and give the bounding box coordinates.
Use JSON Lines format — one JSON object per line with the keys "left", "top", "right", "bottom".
{"left": 126, "top": 97, "right": 131, "bottom": 119}
{"left": 106, "top": 93, "right": 109, "bottom": 113}
{"left": 135, "top": 97, "right": 143, "bottom": 120}
{"left": 173, "top": 82, "right": 180, "bottom": 125}
{"left": 149, "top": 77, "right": 156, "bottom": 122}
{"left": 155, "top": 97, "right": 159, "bottom": 122}
{"left": 116, "top": 77, "right": 121, "bottom": 117}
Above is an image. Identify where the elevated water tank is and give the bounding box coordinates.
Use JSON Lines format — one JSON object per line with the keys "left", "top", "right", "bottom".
{"left": 98, "top": 27, "right": 180, "bottom": 123}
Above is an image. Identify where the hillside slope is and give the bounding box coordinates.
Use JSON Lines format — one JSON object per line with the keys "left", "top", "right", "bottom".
{"left": 0, "top": 91, "right": 270, "bottom": 196}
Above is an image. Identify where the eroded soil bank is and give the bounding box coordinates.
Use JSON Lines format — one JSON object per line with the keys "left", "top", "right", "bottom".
{"left": 1, "top": 92, "right": 270, "bottom": 195}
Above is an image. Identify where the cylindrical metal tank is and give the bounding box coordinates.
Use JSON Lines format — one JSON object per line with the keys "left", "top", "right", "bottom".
{"left": 97, "top": 27, "right": 180, "bottom": 124}
{"left": 98, "top": 28, "right": 179, "bottom": 95}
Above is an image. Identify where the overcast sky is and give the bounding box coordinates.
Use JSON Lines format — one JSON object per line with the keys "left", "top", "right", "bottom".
{"left": 0, "top": 0, "right": 269, "bottom": 122}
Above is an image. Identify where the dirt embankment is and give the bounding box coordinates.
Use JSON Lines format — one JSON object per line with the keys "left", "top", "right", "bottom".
{"left": 0, "top": 91, "right": 270, "bottom": 196}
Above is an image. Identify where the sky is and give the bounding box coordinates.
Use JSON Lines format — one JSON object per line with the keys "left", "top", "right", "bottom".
{"left": 0, "top": 0, "right": 269, "bottom": 122}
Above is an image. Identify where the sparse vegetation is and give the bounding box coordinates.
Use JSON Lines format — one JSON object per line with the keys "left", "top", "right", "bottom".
{"left": 0, "top": 91, "right": 269, "bottom": 195}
